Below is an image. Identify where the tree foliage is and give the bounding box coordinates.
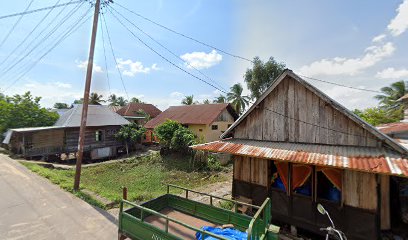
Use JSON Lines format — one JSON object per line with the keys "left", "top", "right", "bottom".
{"left": 154, "top": 119, "right": 196, "bottom": 151}
{"left": 108, "top": 94, "right": 127, "bottom": 106}
{"left": 130, "top": 97, "right": 144, "bottom": 103}
{"left": 115, "top": 123, "right": 146, "bottom": 155}
{"left": 89, "top": 92, "right": 105, "bottom": 105}
{"left": 213, "top": 95, "right": 226, "bottom": 103}
{"left": 374, "top": 80, "right": 407, "bottom": 109}
{"left": 203, "top": 99, "right": 210, "bottom": 104}
{"left": 181, "top": 95, "right": 197, "bottom": 105}
{"left": 244, "top": 56, "right": 286, "bottom": 99}
{"left": 353, "top": 107, "right": 403, "bottom": 126}
{"left": 0, "top": 92, "right": 59, "bottom": 136}
{"left": 53, "top": 102, "right": 69, "bottom": 109}
{"left": 227, "top": 83, "right": 250, "bottom": 115}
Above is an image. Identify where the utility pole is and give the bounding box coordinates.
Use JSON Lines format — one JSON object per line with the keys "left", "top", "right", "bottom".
{"left": 74, "top": 0, "right": 101, "bottom": 191}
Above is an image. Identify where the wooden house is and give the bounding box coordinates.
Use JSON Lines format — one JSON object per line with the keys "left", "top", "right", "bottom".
{"left": 3, "top": 105, "right": 130, "bottom": 160}
{"left": 145, "top": 103, "right": 238, "bottom": 143}
{"left": 192, "top": 70, "right": 408, "bottom": 240}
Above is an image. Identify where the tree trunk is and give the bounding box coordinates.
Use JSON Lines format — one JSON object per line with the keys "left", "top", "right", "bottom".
{"left": 125, "top": 142, "right": 129, "bottom": 156}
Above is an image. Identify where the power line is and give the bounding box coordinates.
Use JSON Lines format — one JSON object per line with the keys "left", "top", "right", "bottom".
{"left": 0, "top": 0, "right": 82, "bottom": 21}
{"left": 0, "top": 0, "right": 63, "bottom": 68}
{"left": 101, "top": 12, "right": 129, "bottom": 100}
{"left": 114, "top": 2, "right": 254, "bottom": 63}
{"left": 108, "top": 9, "right": 378, "bottom": 141}
{"left": 3, "top": 7, "right": 92, "bottom": 92}
{"left": 0, "top": 0, "right": 35, "bottom": 49}
{"left": 0, "top": 1, "right": 85, "bottom": 82}
{"left": 108, "top": 5, "right": 228, "bottom": 93}
{"left": 109, "top": 9, "right": 227, "bottom": 95}
{"left": 100, "top": 12, "right": 111, "bottom": 96}
{"left": 298, "top": 74, "right": 383, "bottom": 94}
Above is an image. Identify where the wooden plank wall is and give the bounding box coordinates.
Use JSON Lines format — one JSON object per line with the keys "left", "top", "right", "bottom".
{"left": 32, "top": 130, "right": 64, "bottom": 148}
{"left": 234, "top": 156, "right": 268, "bottom": 187}
{"left": 234, "top": 76, "right": 379, "bottom": 147}
{"left": 343, "top": 170, "right": 378, "bottom": 211}
{"left": 65, "top": 126, "right": 122, "bottom": 151}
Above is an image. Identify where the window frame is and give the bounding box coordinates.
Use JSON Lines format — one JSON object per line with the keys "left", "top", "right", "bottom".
{"left": 211, "top": 125, "right": 218, "bottom": 130}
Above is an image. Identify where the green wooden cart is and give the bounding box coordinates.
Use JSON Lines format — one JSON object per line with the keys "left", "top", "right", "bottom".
{"left": 118, "top": 184, "right": 279, "bottom": 240}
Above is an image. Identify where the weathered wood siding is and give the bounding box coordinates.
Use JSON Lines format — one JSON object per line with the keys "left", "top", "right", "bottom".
{"left": 234, "top": 76, "right": 379, "bottom": 147}
{"left": 216, "top": 109, "right": 235, "bottom": 122}
{"left": 65, "top": 126, "right": 122, "bottom": 151}
{"left": 234, "top": 156, "right": 268, "bottom": 187}
{"left": 32, "top": 129, "right": 64, "bottom": 148}
{"left": 343, "top": 170, "right": 378, "bottom": 211}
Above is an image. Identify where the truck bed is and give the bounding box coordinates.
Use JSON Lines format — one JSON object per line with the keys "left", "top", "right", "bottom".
{"left": 145, "top": 207, "right": 216, "bottom": 239}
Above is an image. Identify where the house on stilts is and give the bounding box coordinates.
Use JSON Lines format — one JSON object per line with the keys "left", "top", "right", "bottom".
{"left": 192, "top": 70, "right": 408, "bottom": 240}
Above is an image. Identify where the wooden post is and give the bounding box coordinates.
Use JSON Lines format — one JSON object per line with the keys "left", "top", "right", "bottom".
{"left": 123, "top": 186, "right": 128, "bottom": 200}
{"left": 74, "top": 0, "right": 101, "bottom": 191}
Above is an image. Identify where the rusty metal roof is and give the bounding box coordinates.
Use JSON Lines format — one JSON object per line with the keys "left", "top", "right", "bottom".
{"left": 144, "top": 103, "right": 238, "bottom": 129}
{"left": 377, "top": 122, "right": 408, "bottom": 134}
{"left": 117, "top": 103, "right": 162, "bottom": 119}
{"left": 191, "top": 139, "right": 408, "bottom": 177}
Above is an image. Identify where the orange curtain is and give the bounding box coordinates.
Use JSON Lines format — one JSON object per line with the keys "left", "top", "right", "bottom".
{"left": 292, "top": 165, "right": 312, "bottom": 190}
{"left": 275, "top": 162, "right": 289, "bottom": 191}
{"left": 317, "top": 167, "right": 342, "bottom": 190}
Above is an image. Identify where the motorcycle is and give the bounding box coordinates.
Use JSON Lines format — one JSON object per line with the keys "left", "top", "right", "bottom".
{"left": 317, "top": 203, "right": 347, "bottom": 240}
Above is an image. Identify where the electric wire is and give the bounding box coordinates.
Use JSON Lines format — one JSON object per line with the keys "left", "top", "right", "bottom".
{"left": 108, "top": 9, "right": 378, "bottom": 141}
{"left": 108, "top": 5, "right": 228, "bottom": 93}
{"left": 114, "top": 2, "right": 254, "bottom": 63}
{"left": 101, "top": 12, "right": 129, "bottom": 100}
{"left": 0, "top": 0, "right": 63, "bottom": 68}
{"left": 0, "top": 1, "right": 85, "bottom": 81}
{"left": 100, "top": 12, "right": 112, "bottom": 97}
{"left": 0, "top": 0, "right": 35, "bottom": 49}
{"left": 0, "top": 0, "right": 82, "bottom": 21}
{"left": 114, "top": 2, "right": 383, "bottom": 95}
{"left": 3, "top": 7, "right": 93, "bottom": 92}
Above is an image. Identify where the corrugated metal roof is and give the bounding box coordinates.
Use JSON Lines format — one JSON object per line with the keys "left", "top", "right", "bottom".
{"left": 144, "top": 103, "right": 238, "bottom": 129}
{"left": 191, "top": 139, "right": 408, "bottom": 177}
{"left": 116, "top": 103, "right": 162, "bottom": 118}
{"left": 377, "top": 122, "right": 408, "bottom": 134}
{"left": 54, "top": 104, "right": 130, "bottom": 127}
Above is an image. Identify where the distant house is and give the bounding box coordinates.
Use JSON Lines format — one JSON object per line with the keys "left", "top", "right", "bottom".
{"left": 144, "top": 103, "right": 238, "bottom": 143}
{"left": 192, "top": 70, "right": 408, "bottom": 240}
{"left": 116, "top": 103, "right": 162, "bottom": 125}
{"left": 3, "top": 105, "right": 130, "bottom": 160}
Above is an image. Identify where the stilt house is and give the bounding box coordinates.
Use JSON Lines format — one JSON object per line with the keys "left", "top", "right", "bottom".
{"left": 192, "top": 70, "right": 408, "bottom": 240}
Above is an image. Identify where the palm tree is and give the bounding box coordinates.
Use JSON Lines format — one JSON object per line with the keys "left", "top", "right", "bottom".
{"left": 227, "top": 83, "right": 250, "bottom": 115}
{"left": 117, "top": 96, "right": 128, "bottom": 106}
{"left": 108, "top": 94, "right": 118, "bottom": 106}
{"left": 181, "top": 95, "right": 196, "bottom": 105}
{"left": 89, "top": 92, "right": 105, "bottom": 105}
{"left": 375, "top": 81, "right": 407, "bottom": 109}
{"left": 130, "top": 97, "right": 143, "bottom": 103}
{"left": 213, "top": 95, "right": 226, "bottom": 103}
{"left": 203, "top": 99, "right": 210, "bottom": 104}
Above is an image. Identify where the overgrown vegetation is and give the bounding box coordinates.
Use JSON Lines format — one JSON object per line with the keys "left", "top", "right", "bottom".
{"left": 155, "top": 119, "right": 196, "bottom": 152}
{"left": 353, "top": 107, "right": 404, "bottom": 126}
{"left": 0, "top": 92, "right": 59, "bottom": 138}
{"left": 21, "top": 152, "right": 229, "bottom": 208}
{"left": 115, "top": 123, "right": 146, "bottom": 155}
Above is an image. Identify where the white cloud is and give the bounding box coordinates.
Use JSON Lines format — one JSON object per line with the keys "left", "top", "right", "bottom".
{"left": 170, "top": 91, "right": 184, "bottom": 98}
{"left": 372, "top": 34, "right": 386, "bottom": 43}
{"left": 54, "top": 82, "right": 72, "bottom": 88}
{"left": 117, "top": 59, "right": 158, "bottom": 77}
{"left": 376, "top": 67, "right": 408, "bottom": 79}
{"left": 299, "top": 42, "right": 395, "bottom": 76}
{"left": 76, "top": 60, "right": 103, "bottom": 73}
{"left": 180, "top": 49, "right": 222, "bottom": 70}
{"left": 387, "top": 0, "right": 408, "bottom": 36}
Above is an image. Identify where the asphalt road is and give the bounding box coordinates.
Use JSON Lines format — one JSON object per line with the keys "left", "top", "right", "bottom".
{"left": 0, "top": 154, "right": 117, "bottom": 240}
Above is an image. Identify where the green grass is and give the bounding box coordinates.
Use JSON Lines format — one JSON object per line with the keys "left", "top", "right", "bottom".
{"left": 20, "top": 152, "right": 229, "bottom": 208}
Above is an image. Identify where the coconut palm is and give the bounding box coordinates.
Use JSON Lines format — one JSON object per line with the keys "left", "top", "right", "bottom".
{"left": 130, "top": 97, "right": 143, "bottom": 103}
{"left": 375, "top": 81, "right": 407, "bottom": 109}
{"left": 89, "top": 92, "right": 105, "bottom": 105}
{"left": 117, "top": 97, "right": 128, "bottom": 106}
{"left": 181, "top": 95, "right": 196, "bottom": 105}
{"left": 108, "top": 94, "right": 118, "bottom": 106}
{"left": 227, "top": 83, "right": 250, "bottom": 115}
{"left": 203, "top": 99, "right": 210, "bottom": 104}
{"left": 213, "top": 95, "right": 226, "bottom": 103}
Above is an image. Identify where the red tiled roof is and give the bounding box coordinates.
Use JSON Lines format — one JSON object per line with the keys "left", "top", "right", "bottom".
{"left": 377, "top": 122, "right": 408, "bottom": 134}
{"left": 117, "top": 103, "right": 162, "bottom": 118}
{"left": 144, "top": 103, "right": 237, "bottom": 129}
{"left": 191, "top": 139, "right": 408, "bottom": 177}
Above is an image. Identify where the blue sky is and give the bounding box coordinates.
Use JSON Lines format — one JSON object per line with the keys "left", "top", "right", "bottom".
{"left": 0, "top": 0, "right": 407, "bottom": 110}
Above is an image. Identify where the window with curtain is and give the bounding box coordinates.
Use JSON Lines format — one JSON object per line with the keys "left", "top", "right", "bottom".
{"left": 271, "top": 161, "right": 288, "bottom": 192}
{"left": 292, "top": 164, "right": 312, "bottom": 197}
{"left": 316, "top": 167, "right": 342, "bottom": 203}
